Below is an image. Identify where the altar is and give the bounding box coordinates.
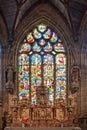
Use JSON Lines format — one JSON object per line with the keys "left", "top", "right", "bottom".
{"left": 5, "top": 127, "right": 81, "bottom": 130}
{"left": 5, "top": 86, "right": 79, "bottom": 127}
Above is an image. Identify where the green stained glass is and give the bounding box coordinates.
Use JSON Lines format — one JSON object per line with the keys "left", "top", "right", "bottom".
{"left": 38, "top": 24, "right": 46, "bottom": 32}
{"left": 50, "top": 32, "right": 58, "bottom": 43}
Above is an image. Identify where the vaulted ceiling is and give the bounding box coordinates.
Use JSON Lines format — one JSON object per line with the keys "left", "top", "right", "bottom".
{"left": 0, "top": 0, "right": 87, "bottom": 46}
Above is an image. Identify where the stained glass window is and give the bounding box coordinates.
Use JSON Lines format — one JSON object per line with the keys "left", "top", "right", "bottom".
{"left": 18, "top": 24, "right": 67, "bottom": 104}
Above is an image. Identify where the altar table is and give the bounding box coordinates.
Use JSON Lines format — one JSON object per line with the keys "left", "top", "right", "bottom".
{"left": 5, "top": 127, "right": 81, "bottom": 130}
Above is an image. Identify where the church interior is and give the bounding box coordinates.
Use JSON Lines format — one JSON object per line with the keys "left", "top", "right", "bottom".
{"left": 0, "top": 0, "right": 87, "bottom": 130}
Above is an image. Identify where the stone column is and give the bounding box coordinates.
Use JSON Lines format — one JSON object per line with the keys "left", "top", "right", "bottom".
{"left": 81, "top": 51, "right": 87, "bottom": 115}
{"left": 0, "top": 47, "right": 2, "bottom": 128}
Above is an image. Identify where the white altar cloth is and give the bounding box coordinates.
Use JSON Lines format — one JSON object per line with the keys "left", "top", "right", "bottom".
{"left": 5, "top": 127, "right": 81, "bottom": 130}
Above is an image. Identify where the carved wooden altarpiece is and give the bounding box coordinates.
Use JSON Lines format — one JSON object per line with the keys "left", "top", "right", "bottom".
{"left": 6, "top": 86, "right": 74, "bottom": 127}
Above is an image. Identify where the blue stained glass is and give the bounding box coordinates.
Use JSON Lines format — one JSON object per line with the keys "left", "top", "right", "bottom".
{"left": 32, "top": 42, "right": 41, "bottom": 52}
{"left": 18, "top": 54, "right": 29, "bottom": 65}
{"left": 43, "top": 28, "right": 52, "bottom": 39}
{"left": 31, "top": 54, "right": 41, "bottom": 65}
{"left": 56, "top": 86, "right": 64, "bottom": 92}
{"left": 19, "top": 93, "right": 25, "bottom": 97}
{"left": 57, "top": 77, "right": 66, "bottom": 81}
{"left": 22, "top": 72, "right": 29, "bottom": 78}
{"left": 43, "top": 54, "right": 54, "bottom": 63}
{"left": 43, "top": 42, "right": 52, "bottom": 52}
{"left": 39, "top": 39, "right": 46, "bottom": 46}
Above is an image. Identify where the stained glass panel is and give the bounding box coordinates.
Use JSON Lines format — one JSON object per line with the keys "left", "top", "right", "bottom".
{"left": 32, "top": 42, "right": 41, "bottom": 52}
{"left": 19, "top": 43, "right": 31, "bottom": 53}
{"left": 18, "top": 54, "right": 29, "bottom": 99}
{"left": 56, "top": 54, "right": 66, "bottom": 99}
{"left": 31, "top": 54, "right": 42, "bottom": 104}
{"left": 50, "top": 32, "right": 58, "bottom": 43}
{"left": 43, "top": 42, "right": 52, "bottom": 52}
{"left": 43, "top": 28, "right": 52, "bottom": 39}
{"left": 27, "top": 33, "right": 34, "bottom": 43}
{"left": 43, "top": 54, "right": 54, "bottom": 105}
{"left": 39, "top": 39, "right": 46, "bottom": 46}
{"left": 54, "top": 43, "right": 65, "bottom": 52}
{"left": 33, "top": 28, "right": 42, "bottom": 39}
{"left": 38, "top": 24, "right": 46, "bottom": 32}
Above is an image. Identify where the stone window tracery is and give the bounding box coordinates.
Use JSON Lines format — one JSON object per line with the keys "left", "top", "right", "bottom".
{"left": 18, "top": 24, "right": 67, "bottom": 105}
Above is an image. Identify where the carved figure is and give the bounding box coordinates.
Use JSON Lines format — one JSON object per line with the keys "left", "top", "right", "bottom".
{"left": 71, "top": 66, "right": 80, "bottom": 82}
{"left": 5, "top": 64, "right": 15, "bottom": 93}
{"left": 70, "top": 65, "right": 80, "bottom": 93}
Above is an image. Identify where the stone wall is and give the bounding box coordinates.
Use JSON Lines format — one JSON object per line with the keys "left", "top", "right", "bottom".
{"left": 80, "top": 11, "right": 87, "bottom": 116}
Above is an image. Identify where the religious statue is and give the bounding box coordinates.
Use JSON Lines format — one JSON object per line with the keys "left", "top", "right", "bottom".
{"left": 70, "top": 65, "right": 80, "bottom": 93}
{"left": 5, "top": 64, "right": 15, "bottom": 93}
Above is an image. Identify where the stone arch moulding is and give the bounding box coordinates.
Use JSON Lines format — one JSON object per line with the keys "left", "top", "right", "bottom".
{"left": 15, "top": 17, "right": 69, "bottom": 53}
{"left": 14, "top": 18, "right": 73, "bottom": 57}
{"left": 79, "top": 11, "right": 87, "bottom": 48}
{"left": 15, "top": 26, "right": 76, "bottom": 71}
{"left": 14, "top": 19, "right": 71, "bottom": 72}
{"left": 12, "top": 19, "right": 73, "bottom": 95}
{"left": 0, "top": 13, "right": 7, "bottom": 47}
{"left": 12, "top": 2, "right": 78, "bottom": 68}
{"left": 14, "top": 2, "right": 77, "bottom": 64}
{"left": 13, "top": 24, "right": 76, "bottom": 91}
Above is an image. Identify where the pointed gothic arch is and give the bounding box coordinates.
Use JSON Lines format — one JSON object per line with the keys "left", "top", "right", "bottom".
{"left": 17, "top": 23, "right": 67, "bottom": 105}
